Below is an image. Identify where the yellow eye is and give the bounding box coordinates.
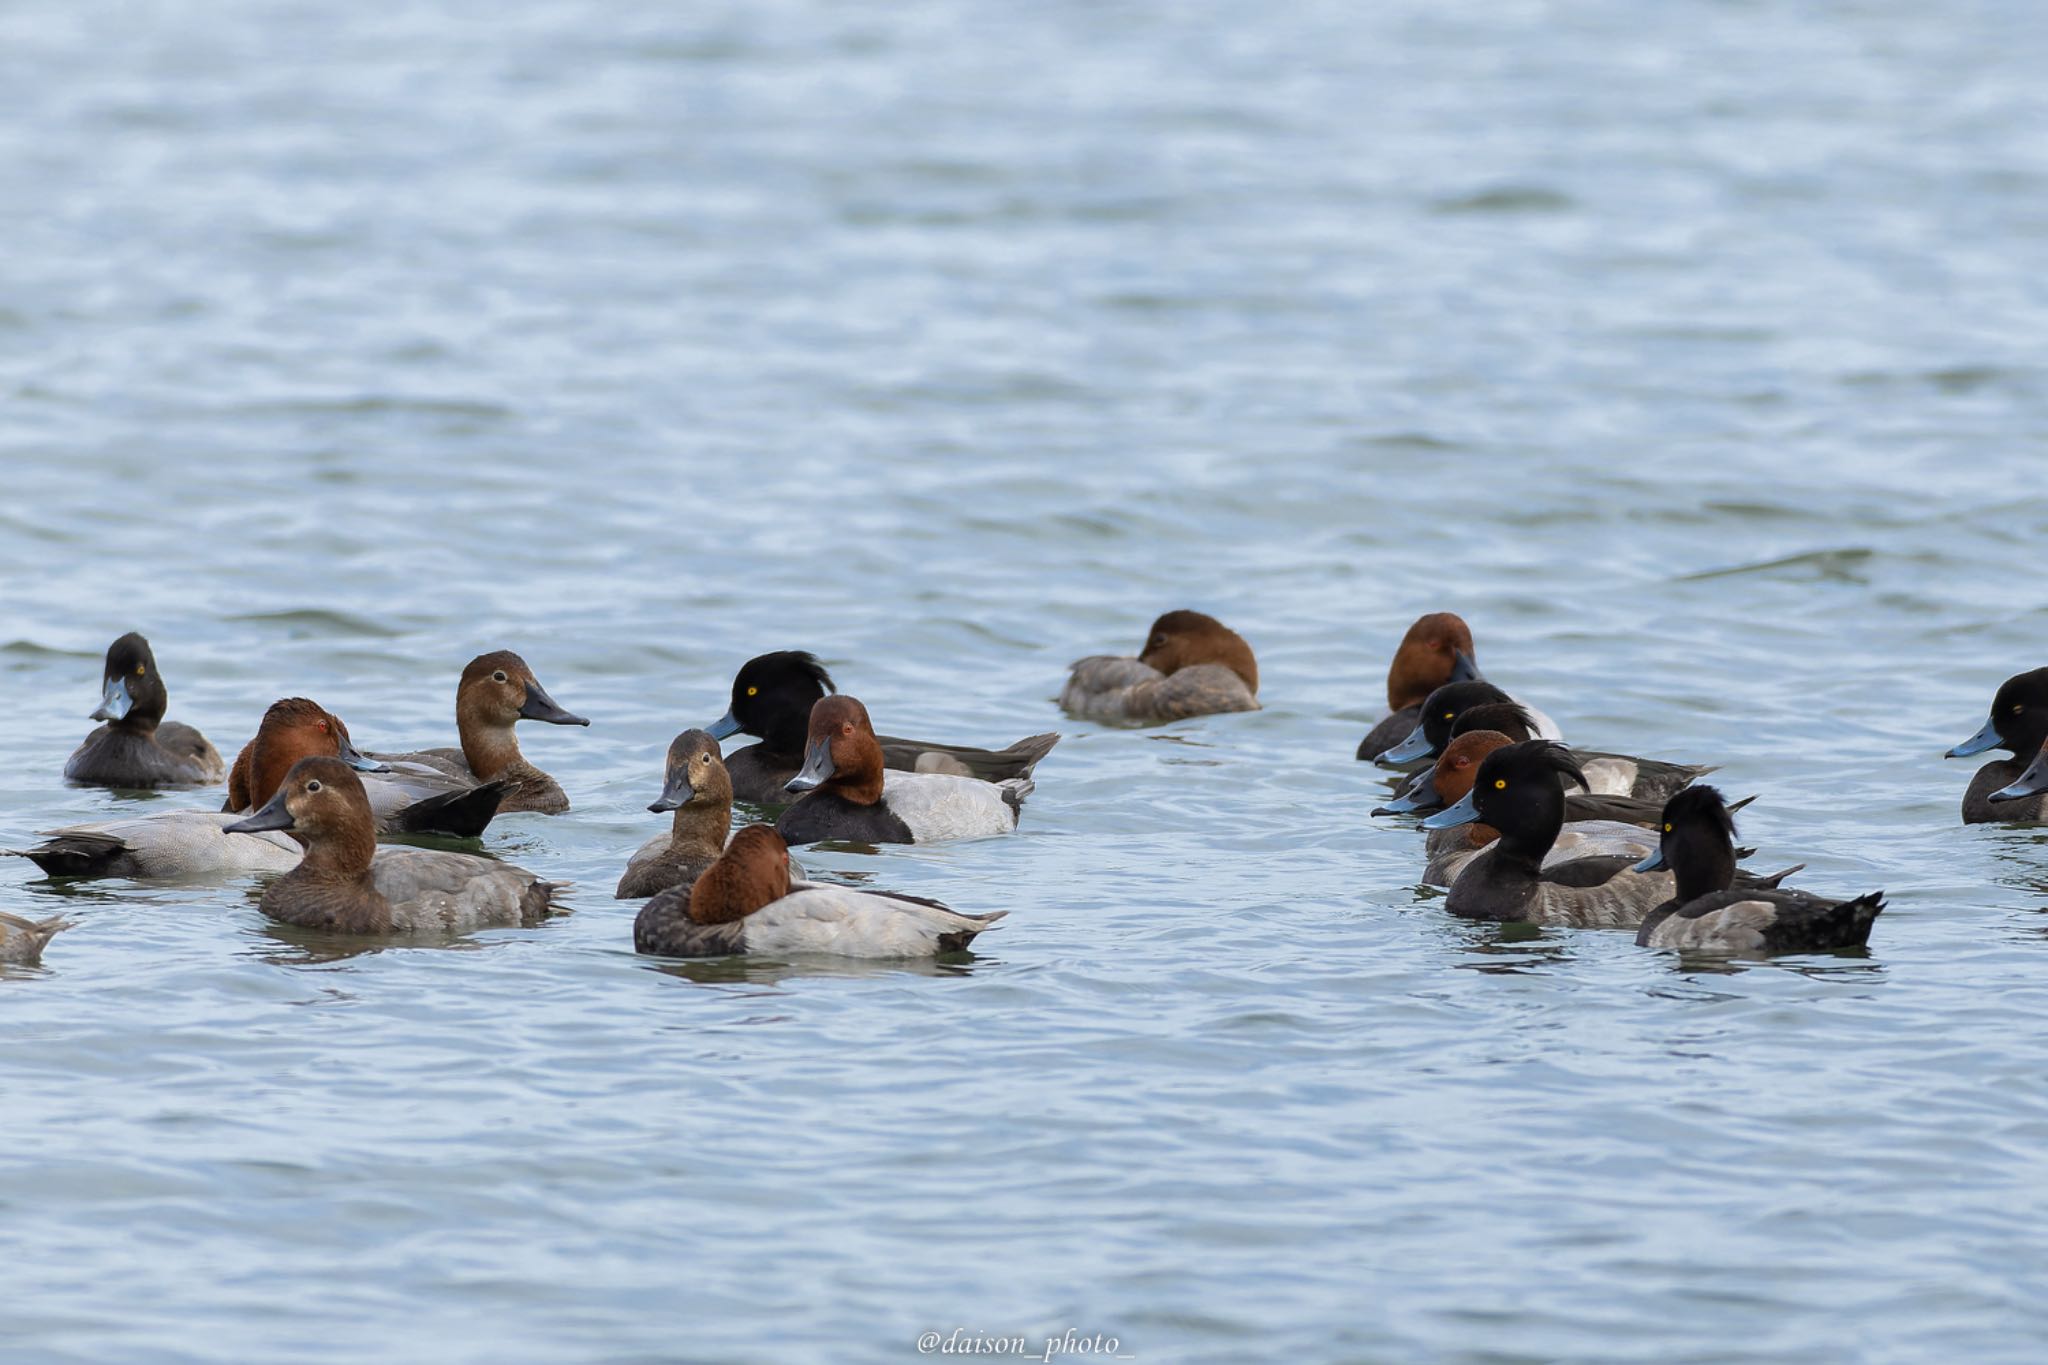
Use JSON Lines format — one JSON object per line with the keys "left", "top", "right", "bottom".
{"left": 746, "top": 686, "right": 758, "bottom": 697}
{"left": 2013, "top": 704, "right": 2024, "bottom": 714}
{"left": 133, "top": 664, "right": 145, "bottom": 676}
{"left": 1663, "top": 823, "right": 1672, "bottom": 833}
{"left": 1493, "top": 779, "right": 1506, "bottom": 790}
{"left": 1442, "top": 712, "right": 1453, "bottom": 720}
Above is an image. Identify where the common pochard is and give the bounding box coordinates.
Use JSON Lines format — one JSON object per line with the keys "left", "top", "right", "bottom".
{"left": 776, "top": 697, "right": 1031, "bottom": 845}
{"left": 1060, "top": 611, "right": 1260, "bottom": 725}
{"left": 372, "top": 651, "right": 589, "bottom": 814}
{"left": 1379, "top": 687, "right": 1712, "bottom": 803}
{"left": 1354, "top": 614, "right": 1562, "bottom": 760}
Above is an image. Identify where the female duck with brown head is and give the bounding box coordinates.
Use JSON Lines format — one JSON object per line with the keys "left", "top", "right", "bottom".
{"left": 224, "top": 698, "right": 508, "bottom": 839}
{"left": 617, "top": 730, "right": 734, "bottom": 899}
{"left": 1060, "top": 611, "right": 1260, "bottom": 725}
{"left": 64, "top": 633, "right": 226, "bottom": 788}
{"left": 1633, "top": 786, "right": 1883, "bottom": 954}
{"left": 1421, "top": 741, "right": 1796, "bottom": 929}
{"left": 226, "top": 757, "right": 563, "bottom": 935}
{"left": 1355, "top": 614, "right": 1563, "bottom": 761}
{"left": 775, "top": 696, "right": 1031, "bottom": 845}
{"left": 373, "top": 651, "right": 589, "bottom": 814}
{"left": 634, "top": 824, "right": 1003, "bottom": 958}
{"left": 706, "top": 650, "right": 1059, "bottom": 806}
{"left": 1947, "top": 668, "right": 2048, "bottom": 823}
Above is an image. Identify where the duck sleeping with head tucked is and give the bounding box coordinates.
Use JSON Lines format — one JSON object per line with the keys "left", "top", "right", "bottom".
{"left": 633, "top": 824, "right": 1003, "bottom": 959}
{"left": 706, "top": 650, "right": 1058, "bottom": 807}
{"left": 775, "top": 696, "right": 1031, "bottom": 845}
{"left": 1060, "top": 610, "right": 1260, "bottom": 725}
{"left": 64, "top": 633, "right": 226, "bottom": 788}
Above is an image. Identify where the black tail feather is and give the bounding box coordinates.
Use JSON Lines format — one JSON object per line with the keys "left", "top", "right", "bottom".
{"left": 393, "top": 781, "right": 510, "bottom": 838}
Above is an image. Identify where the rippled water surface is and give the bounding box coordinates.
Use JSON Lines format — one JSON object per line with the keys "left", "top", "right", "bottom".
{"left": 6, "top": 1, "right": 2048, "bottom": 1360}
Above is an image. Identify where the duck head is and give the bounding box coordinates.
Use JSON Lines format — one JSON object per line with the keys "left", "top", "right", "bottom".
{"left": 1385, "top": 612, "right": 1481, "bottom": 712}
{"left": 91, "top": 632, "right": 169, "bottom": 730}
{"left": 453, "top": 650, "right": 588, "bottom": 780}
{"left": 1632, "top": 784, "right": 1739, "bottom": 901}
{"left": 705, "top": 651, "right": 835, "bottom": 756}
{"left": 1449, "top": 700, "right": 1536, "bottom": 744}
{"left": 1949, "top": 668, "right": 2048, "bottom": 760}
{"left": 1376, "top": 729, "right": 1516, "bottom": 822}
{"left": 1420, "top": 740, "right": 1589, "bottom": 860}
{"left": 1137, "top": 611, "right": 1258, "bottom": 694}
{"left": 1990, "top": 742, "right": 2048, "bottom": 804}
{"left": 247, "top": 697, "right": 388, "bottom": 807}
{"left": 688, "top": 824, "right": 792, "bottom": 925}
{"left": 649, "top": 729, "right": 734, "bottom": 814}
{"left": 1378, "top": 680, "right": 1515, "bottom": 767}
{"left": 226, "top": 755, "right": 377, "bottom": 873}
{"left": 784, "top": 695, "right": 885, "bottom": 804}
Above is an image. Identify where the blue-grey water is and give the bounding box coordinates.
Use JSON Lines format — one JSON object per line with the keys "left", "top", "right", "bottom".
{"left": 5, "top": 1, "right": 2048, "bottom": 1361}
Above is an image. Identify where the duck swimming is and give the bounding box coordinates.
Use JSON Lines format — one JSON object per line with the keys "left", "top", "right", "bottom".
{"left": 8, "top": 809, "right": 301, "bottom": 879}
{"left": 1947, "top": 668, "right": 2048, "bottom": 823}
{"left": 706, "top": 651, "right": 1059, "bottom": 806}
{"left": 776, "top": 697, "right": 1031, "bottom": 845}
{"left": 64, "top": 633, "right": 226, "bottom": 788}
{"left": 617, "top": 730, "right": 732, "bottom": 900}
{"left": 1379, "top": 688, "right": 1712, "bottom": 803}
{"left": 1354, "top": 613, "right": 1564, "bottom": 760}
{"left": 1420, "top": 741, "right": 1794, "bottom": 928}
{"left": 223, "top": 698, "right": 506, "bottom": 839}
{"left": 372, "top": 651, "right": 589, "bottom": 814}
{"left": 1060, "top": 610, "right": 1260, "bottom": 724}
{"left": 225, "top": 757, "right": 563, "bottom": 935}
{"left": 1633, "top": 786, "right": 1884, "bottom": 953}
{"left": 0, "top": 911, "right": 70, "bottom": 965}
{"left": 633, "top": 825, "right": 1003, "bottom": 959}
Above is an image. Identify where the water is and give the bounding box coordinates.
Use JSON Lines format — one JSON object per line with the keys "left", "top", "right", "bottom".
{"left": 4, "top": 0, "right": 2048, "bottom": 1359}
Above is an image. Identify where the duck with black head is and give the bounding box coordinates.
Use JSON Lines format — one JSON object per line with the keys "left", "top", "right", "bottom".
{"left": 617, "top": 730, "right": 734, "bottom": 899}
{"left": 223, "top": 698, "right": 508, "bottom": 839}
{"left": 1421, "top": 741, "right": 1797, "bottom": 929}
{"left": 775, "top": 696, "right": 1031, "bottom": 846}
{"left": 225, "top": 757, "right": 563, "bottom": 935}
{"left": 64, "top": 633, "right": 226, "bottom": 788}
{"left": 1633, "top": 786, "right": 1883, "bottom": 953}
{"left": 1947, "top": 668, "right": 2048, "bottom": 823}
{"left": 706, "top": 651, "right": 1059, "bottom": 807}
{"left": 372, "top": 651, "right": 589, "bottom": 814}
{"left": 1060, "top": 610, "right": 1260, "bottom": 725}
{"left": 633, "top": 824, "right": 1003, "bottom": 959}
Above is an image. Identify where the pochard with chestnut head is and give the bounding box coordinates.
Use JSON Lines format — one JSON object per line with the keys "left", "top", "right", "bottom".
{"left": 633, "top": 824, "right": 1004, "bottom": 959}
{"left": 372, "top": 650, "right": 589, "bottom": 814}
{"left": 1060, "top": 610, "right": 1260, "bottom": 725}
{"left": 1354, "top": 613, "right": 1564, "bottom": 762}
{"left": 774, "top": 696, "right": 1032, "bottom": 846}
{"left": 64, "top": 633, "right": 226, "bottom": 788}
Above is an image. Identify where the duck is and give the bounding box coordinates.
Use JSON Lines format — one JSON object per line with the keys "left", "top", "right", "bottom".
{"left": 222, "top": 698, "right": 507, "bottom": 839}
{"left": 705, "top": 651, "right": 1059, "bottom": 806}
{"left": 63, "top": 633, "right": 226, "bottom": 788}
{"left": 1354, "top": 613, "right": 1564, "bottom": 760}
{"left": 1378, "top": 686, "right": 1713, "bottom": 802}
{"left": 633, "top": 824, "right": 1003, "bottom": 959}
{"left": 7, "top": 808, "right": 302, "bottom": 879}
{"left": 1059, "top": 610, "right": 1260, "bottom": 724}
{"left": 1420, "top": 741, "right": 1796, "bottom": 928}
{"left": 370, "top": 651, "right": 589, "bottom": 814}
{"left": 1983, "top": 741, "right": 2048, "bottom": 813}
{"left": 0, "top": 911, "right": 70, "bottom": 966}
{"left": 225, "top": 757, "right": 564, "bottom": 934}
{"left": 776, "top": 697, "right": 1031, "bottom": 845}
{"left": 1946, "top": 668, "right": 2048, "bottom": 823}
{"left": 617, "top": 730, "right": 733, "bottom": 899}
{"left": 1633, "top": 786, "right": 1884, "bottom": 953}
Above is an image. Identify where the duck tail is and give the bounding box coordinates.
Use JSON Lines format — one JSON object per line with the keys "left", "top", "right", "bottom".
{"left": 998, "top": 777, "right": 1036, "bottom": 817}
{"left": 5, "top": 833, "right": 126, "bottom": 879}
{"left": 1756, "top": 863, "right": 1807, "bottom": 889}
{"left": 1834, "top": 890, "right": 1886, "bottom": 945}
{"left": 1726, "top": 794, "right": 1760, "bottom": 815}
{"left": 935, "top": 908, "right": 1007, "bottom": 954}
{"left": 393, "top": 780, "right": 510, "bottom": 839}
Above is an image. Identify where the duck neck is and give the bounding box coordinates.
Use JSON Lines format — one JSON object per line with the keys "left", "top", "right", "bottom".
{"left": 460, "top": 720, "right": 524, "bottom": 783}
{"left": 669, "top": 798, "right": 731, "bottom": 860}
{"left": 1668, "top": 826, "right": 1737, "bottom": 903}
{"left": 822, "top": 731, "right": 886, "bottom": 806}
{"left": 295, "top": 822, "right": 378, "bottom": 883}
{"left": 1490, "top": 785, "right": 1564, "bottom": 872}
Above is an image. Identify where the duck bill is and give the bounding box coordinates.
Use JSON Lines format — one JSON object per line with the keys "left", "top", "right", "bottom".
{"left": 1449, "top": 650, "right": 1482, "bottom": 684}
{"left": 1946, "top": 716, "right": 2001, "bottom": 759}
{"left": 90, "top": 675, "right": 133, "bottom": 723}
{"left": 705, "top": 709, "right": 743, "bottom": 742}
{"left": 335, "top": 733, "right": 390, "bottom": 774}
{"left": 1378, "top": 725, "right": 1438, "bottom": 768}
{"left": 784, "top": 737, "right": 835, "bottom": 794}
{"left": 1632, "top": 847, "right": 1669, "bottom": 873}
{"left": 1373, "top": 771, "right": 1444, "bottom": 817}
{"left": 648, "top": 772, "right": 696, "bottom": 814}
{"left": 518, "top": 679, "right": 590, "bottom": 727}
{"left": 1419, "top": 790, "right": 1481, "bottom": 831}
{"left": 225, "top": 789, "right": 295, "bottom": 834}
{"left": 1990, "top": 748, "right": 2048, "bottom": 802}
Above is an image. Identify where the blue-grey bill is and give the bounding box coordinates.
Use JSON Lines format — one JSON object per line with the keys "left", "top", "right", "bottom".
{"left": 1991, "top": 751, "right": 2048, "bottom": 802}
{"left": 785, "top": 738, "right": 834, "bottom": 794}
{"left": 1449, "top": 650, "right": 1482, "bottom": 684}
{"left": 1419, "top": 790, "right": 1480, "bottom": 831}
{"left": 705, "top": 710, "right": 742, "bottom": 742}
{"left": 1378, "top": 726, "right": 1436, "bottom": 767}
{"left": 1632, "top": 847, "right": 1668, "bottom": 872}
{"left": 1946, "top": 717, "right": 2001, "bottom": 759}
{"left": 91, "top": 675, "right": 133, "bottom": 723}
